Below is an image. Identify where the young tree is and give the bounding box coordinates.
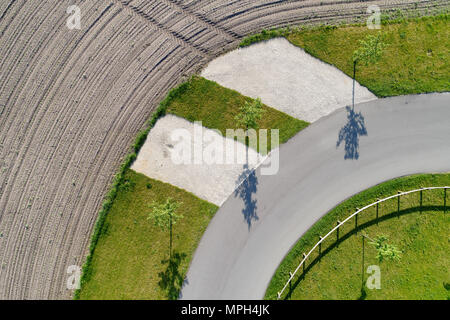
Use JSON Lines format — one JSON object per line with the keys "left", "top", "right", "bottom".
{"left": 361, "top": 233, "right": 400, "bottom": 292}
{"left": 351, "top": 32, "right": 387, "bottom": 109}
{"left": 235, "top": 97, "right": 265, "bottom": 152}
{"left": 369, "top": 235, "right": 401, "bottom": 263}
{"left": 148, "top": 198, "right": 183, "bottom": 259}
{"left": 235, "top": 97, "right": 265, "bottom": 132}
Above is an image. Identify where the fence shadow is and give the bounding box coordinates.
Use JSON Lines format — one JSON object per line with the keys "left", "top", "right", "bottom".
{"left": 283, "top": 205, "right": 446, "bottom": 300}
{"left": 336, "top": 106, "right": 368, "bottom": 160}
{"left": 234, "top": 162, "right": 259, "bottom": 230}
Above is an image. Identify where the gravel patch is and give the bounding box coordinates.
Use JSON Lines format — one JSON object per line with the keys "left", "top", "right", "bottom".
{"left": 201, "top": 38, "right": 377, "bottom": 122}
{"left": 131, "top": 115, "right": 265, "bottom": 206}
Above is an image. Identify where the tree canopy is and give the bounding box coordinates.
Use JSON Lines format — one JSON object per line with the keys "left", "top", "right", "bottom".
{"left": 235, "top": 97, "right": 265, "bottom": 130}
{"left": 369, "top": 235, "right": 402, "bottom": 263}
{"left": 148, "top": 197, "right": 183, "bottom": 232}
{"left": 352, "top": 32, "right": 387, "bottom": 66}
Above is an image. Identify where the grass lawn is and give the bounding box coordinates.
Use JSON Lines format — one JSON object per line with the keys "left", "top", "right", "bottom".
{"left": 78, "top": 169, "right": 217, "bottom": 300}
{"left": 285, "top": 14, "right": 450, "bottom": 97}
{"left": 265, "top": 173, "right": 450, "bottom": 300}
{"left": 166, "top": 76, "right": 309, "bottom": 152}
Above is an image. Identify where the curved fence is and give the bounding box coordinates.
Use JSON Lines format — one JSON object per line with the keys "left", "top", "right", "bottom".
{"left": 277, "top": 186, "right": 449, "bottom": 299}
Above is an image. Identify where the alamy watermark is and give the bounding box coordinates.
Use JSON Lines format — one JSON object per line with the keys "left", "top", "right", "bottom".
{"left": 169, "top": 121, "right": 280, "bottom": 175}
{"left": 366, "top": 265, "right": 381, "bottom": 290}
{"left": 367, "top": 5, "right": 381, "bottom": 29}
{"left": 66, "top": 265, "right": 81, "bottom": 290}
{"left": 66, "top": 5, "right": 81, "bottom": 30}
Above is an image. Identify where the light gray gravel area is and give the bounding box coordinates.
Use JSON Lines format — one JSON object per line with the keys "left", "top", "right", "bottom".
{"left": 201, "top": 38, "right": 377, "bottom": 122}
{"left": 131, "top": 115, "right": 265, "bottom": 206}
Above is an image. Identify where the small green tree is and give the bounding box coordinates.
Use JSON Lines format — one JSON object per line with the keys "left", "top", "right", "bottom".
{"left": 148, "top": 198, "right": 183, "bottom": 259}
{"left": 351, "top": 32, "right": 387, "bottom": 108}
{"left": 235, "top": 98, "right": 265, "bottom": 131}
{"left": 235, "top": 98, "right": 265, "bottom": 154}
{"left": 361, "top": 233, "right": 400, "bottom": 293}
{"left": 369, "top": 235, "right": 402, "bottom": 262}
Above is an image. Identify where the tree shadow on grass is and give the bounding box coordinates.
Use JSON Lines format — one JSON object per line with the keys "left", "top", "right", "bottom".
{"left": 234, "top": 162, "right": 259, "bottom": 230}
{"left": 158, "top": 251, "right": 187, "bottom": 300}
{"left": 282, "top": 205, "right": 446, "bottom": 300}
{"left": 337, "top": 106, "right": 368, "bottom": 160}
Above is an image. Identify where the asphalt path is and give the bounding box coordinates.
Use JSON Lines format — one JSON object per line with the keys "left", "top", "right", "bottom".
{"left": 181, "top": 93, "right": 450, "bottom": 299}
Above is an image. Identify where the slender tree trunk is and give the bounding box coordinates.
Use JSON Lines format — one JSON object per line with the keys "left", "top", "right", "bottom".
{"left": 245, "top": 125, "right": 249, "bottom": 167}
{"left": 169, "top": 213, "right": 172, "bottom": 260}
{"left": 361, "top": 235, "right": 365, "bottom": 288}
{"left": 352, "top": 60, "right": 357, "bottom": 110}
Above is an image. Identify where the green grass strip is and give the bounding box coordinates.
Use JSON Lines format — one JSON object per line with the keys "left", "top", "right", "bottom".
{"left": 265, "top": 173, "right": 450, "bottom": 300}
{"left": 74, "top": 81, "right": 190, "bottom": 299}
{"left": 77, "top": 170, "right": 217, "bottom": 300}
{"left": 166, "top": 76, "right": 309, "bottom": 153}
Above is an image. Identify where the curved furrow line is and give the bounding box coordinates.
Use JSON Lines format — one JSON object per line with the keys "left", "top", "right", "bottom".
{"left": 0, "top": 0, "right": 50, "bottom": 93}
{"left": 0, "top": 2, "right": 113, "bottom": 164}
{"left": 0, "top": 1, "right": 54, "bottom": 138}
{"left": 2, "top": 4, "right": 105, "bottom": 278}
{"left": 221, "top": 0, "right": 442, "bottom": 34}
{"left": 191, "top": 31, "right": 228, "bottom": 55}
{"left": 0, "top": 0, "right": 23, "bottom": 39}
{"left": 157, "top": 0, "right": 240, "bottom": 40}
{"left": 0, "top": 3, "right": 116, "bottom": 230}
{"left": 216, "top": 0, "right": 381, "bottom": 29}
{"left": 187, "top": 0, "right": 436, "bottom": 32}
{"left": 197, "top": 0, "right": 299, "bottom": 24}
{"left": 10, "top": 15, "right": 148, "bottom": 299}
{"left": 133, "top": 0, "right": 231, "bottom": 54}
{"left": 0, "top": 0, "right": 30, "bottom": 72}
{"left": 112, "top": 0, "right": 210, "bottom": 57}
{"left": 0, "top": 25, "right": 121, "bottom": 302}
{"left": 0, "top": 3, "right": 120, "bottom": 297}
{"left": 184, "top": 0, "right": 394, "bottom": 23}
{"left": 0, "top": 0, "right": 16, "bottom": 21}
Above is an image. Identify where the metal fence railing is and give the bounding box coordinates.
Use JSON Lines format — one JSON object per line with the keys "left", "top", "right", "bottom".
{"left": 277, "top": 186, "right": 449, "bottom": 299}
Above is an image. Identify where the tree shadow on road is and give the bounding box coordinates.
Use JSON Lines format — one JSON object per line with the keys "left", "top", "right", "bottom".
{"left": 336, "top": 106, "right": 368, "bottom": 160}
{"left": 234, "top": 162, "right": 259, "bottom": 230}
{"left": 158, "top": 251, "right": 187, "bottom": 300}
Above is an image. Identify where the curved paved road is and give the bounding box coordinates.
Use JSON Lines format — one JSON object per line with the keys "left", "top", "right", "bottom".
{"left": 181, "top": 93, "right": 450, "bottom": 299}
